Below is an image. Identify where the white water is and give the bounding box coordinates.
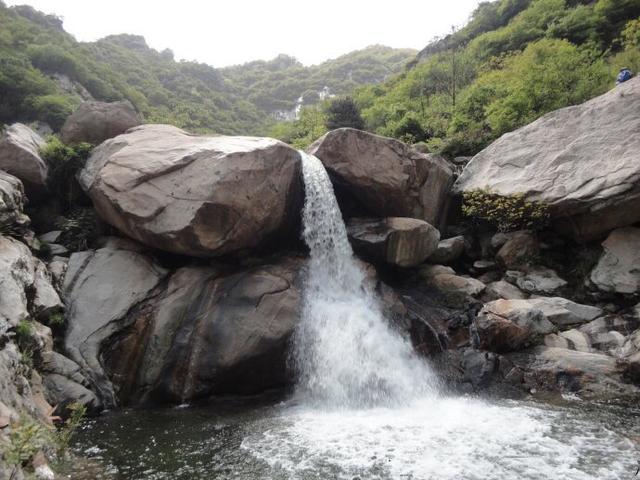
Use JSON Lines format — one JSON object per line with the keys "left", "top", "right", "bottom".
{"left": 293, "top": 151, "right": 439, "bottom": 407}
{"left": 241, "top": 152, "right": 639, "bottom": 479}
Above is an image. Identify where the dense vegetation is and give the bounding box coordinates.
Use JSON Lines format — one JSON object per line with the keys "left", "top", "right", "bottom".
{"left": 0, "top": 2, "right": 414, "bottom": 135}
{"left": 275, "top": 0, "right": 640, "bottom": 154}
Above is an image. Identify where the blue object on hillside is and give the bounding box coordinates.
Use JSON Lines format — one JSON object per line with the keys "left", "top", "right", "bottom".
{"left": 617, "top": 68, "right": 633, "bottom": 85}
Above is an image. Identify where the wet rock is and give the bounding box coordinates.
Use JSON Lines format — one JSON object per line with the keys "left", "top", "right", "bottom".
{"left": 504, "top": 266, "right": 567, "bottom": 294}
{"left": 308, "top": 128, "right": 454, "bottom": 226}
{"left": 590, "top": 227, "right": 640, "bottom": 294}
{"left": 61, "top": 100, "right": 142, "bottom": 145}
{"left": 454, "top": 78, "right": 640, "bottom": 241}
{"left": 427, "top": 235, "right": 465, "bottom": 265}
{"left": 496, "top": 231, "right": 538, "bottom": 268}
{"left": 79, "top": 125, "right": 303, "bottom": 258}
{"left": 346, "top": 217, "right": 440, "bottom": 267}
{"left": 0, "top": 123, "right": 47, "bottom": 195}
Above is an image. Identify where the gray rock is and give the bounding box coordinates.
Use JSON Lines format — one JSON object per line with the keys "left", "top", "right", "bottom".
{"left": 0, "top": 171, "right": 30, "bottom": 231}
{"left": 61, "top": 100, "right": 142, "bottom": 145}
{"left": 0, "top": 236, "right": 62, "bottom": 333}
{"left": 79, "top": 124, "right": 303, "bottom": 258}
{"left": 308, "top": 128, "right": 454, "bottom": 226}
{"left": 0, "top": 124, "right": 47, "bottom": 194}
{"left": 454, "top": 78, "right": 640, "bottom": 241}
{"left": 346, "top": 217, "right": 440, "bottom": 267}
{"left": 40, "top": 352, "right": 101, "bottom": 412}
{"left": 590, "top": 227, "right": 640, "bottom": 294}
{"left": 427, "top": 235, "right": 465, "bottom": 264}
{"left": 38, "top": 231, "right": 62, "bottom": 244}
{"left": 63, "top": 242, "right": 168, "bottom": 406}
{"left": 505, "top": 266, "right": 567, "bottom": 294}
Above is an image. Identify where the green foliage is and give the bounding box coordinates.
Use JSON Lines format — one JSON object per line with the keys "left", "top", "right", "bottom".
{"left": 324, "top": 96, "right": 365, "bottom": 130}
{"left": 269, "top": 106, "right": 328, "bottom": 149}
{"left": 55, "top": 207, "right": 101, "bottom": 251}
{"left": 48, "top": 312, "right": 65, "bottom": 328}
{"left": 354, "top": 0, "right": 637, "bottom": 156}
{"left": 25, "top": 94, "right": 77, "bottom": 130}
{"left": 40, "top": 137, "right": 92, "bottom": 212}
{"left": 2, "top": 416, "right": 52, "bottom": 468}
{"left": 54, "top": 403, "right": 86, "bottom": 455}
{"left": 14, "top": 319, "right": 34, "bottom": 345}
{"left": 462, "top": 189, "right": 550, "bottom": 232}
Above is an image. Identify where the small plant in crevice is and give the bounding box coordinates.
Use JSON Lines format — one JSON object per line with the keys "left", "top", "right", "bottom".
{"left": 14, "top": 319, "right": 36, "bottom": 372}
{"left": 39, "top": 137, "right": 93, "bottom": 213}
{"left": 462, "top": 189, "right": 550, "bottom": 232}
{"left": 53, "top": 402, "right": 86, "bottom": 456}
{"left": 47, "top": 312, "right": 66, "bottom": 328}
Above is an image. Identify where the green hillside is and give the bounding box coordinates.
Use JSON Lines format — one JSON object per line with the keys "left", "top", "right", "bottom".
{"left": 352, "top": 0, "right": 640, "bottom": 156}
{"left": 0, "top": 2, "right": 415, "bottom": 135}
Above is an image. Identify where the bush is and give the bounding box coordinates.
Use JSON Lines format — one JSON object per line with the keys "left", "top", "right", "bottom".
{"left": 324, "top": 96, "right": 365, "bottom": 130}
{"left": 462, "top": 189, "right": 550, "bottom": 232}
{"left": 2, "top": 416, "right": 52, "bottom": 469}
{"left": 26, "top": 95, "right": 76, "bottom": 131}
{"left": 40, "top": 137, "right": 93, "bottom": 212}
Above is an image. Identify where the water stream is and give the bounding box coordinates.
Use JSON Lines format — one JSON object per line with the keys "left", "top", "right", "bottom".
{"left": 71, "top": 152, "right": 640, "bottom": 479}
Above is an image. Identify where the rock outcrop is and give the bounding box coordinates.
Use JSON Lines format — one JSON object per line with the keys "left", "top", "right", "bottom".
{"left": 62, "top": 240, "right": 304, "bottom": 407}
{"left": 454, "top": 78, "right": 640, "bottom": 240}
{"left": 308, "top": 128, "right": 454, "bottom": 226}
{"left": 346, "top": 217, "right": 439, "bottom": 267}
{"left": 590, "top": 227, "right": 640, "bottom": 294}
{"left": 0, "top": 171, "right": 30, "bottom": 231}
{"left": 0, "top": 236, "right": 62, "bottom": 335}
{"left": 79, "top": 125, "right": 303, "bottom": 258}
{"left": 61, "top": 100, "right": 142, "bottom": 145}
{"left": 0, "top": 123, "right": 47, "bottom": 194}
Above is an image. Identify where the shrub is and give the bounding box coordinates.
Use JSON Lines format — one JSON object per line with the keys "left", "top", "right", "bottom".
{"left": 26, "top": 95, "right": 76, "bottom": 131}
{"left": 54, "top": 402, "right": 86, "bottom": 455}
{"left": 2, "top": 416, "right": 52, "bottom": 469}
{"left": 462, "top": 189, "right": 550, "bottom": 232}
{"left": 40, "top": 137, "right": 93, "bottom": 212}
{"left": 48, "top": 312, "right": 65, "bottom": 328}
{"left": 324, "top": 96, "right": 365, "bottom": 130}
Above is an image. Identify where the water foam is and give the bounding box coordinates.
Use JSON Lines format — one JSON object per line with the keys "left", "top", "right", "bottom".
{"left": 293, "top": 152, "right": 438, "bottom": 407}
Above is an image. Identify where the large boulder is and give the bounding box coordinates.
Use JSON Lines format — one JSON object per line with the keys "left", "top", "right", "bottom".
{"left": 308, "top": 128, "right": 454, "bottom": 226}
{"left": 346, "top": 217, "right": 439, "bottom": 267}
{"left": 496, "top": 231, "right": 539, "bottom": 268}
{"left": 427, "top": 235, "right": 466, "bottom": 265}
{"left": 60, "top": 100, "right": 142, "bottom": 145}
{"left": 590, "top": 227, "right": 640, "bottom": 294}
{"left": 454, "top": 78, "right": 640, "bottom": 240}
{"left": 0, "top": 171, "right": 30, "bottom": 231}
{"left": 0, "top": 123, "right": 47, "bottom": 194}
{"left": 62, "top": 240, "right": 304, "bottom": 407}
{"left": 79, "top": 124, "right": 303, "bottom": 258}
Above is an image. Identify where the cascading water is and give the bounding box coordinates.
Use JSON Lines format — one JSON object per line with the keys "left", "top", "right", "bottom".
{"left": 293, "top": 151, "right": 439, "bottom": 407}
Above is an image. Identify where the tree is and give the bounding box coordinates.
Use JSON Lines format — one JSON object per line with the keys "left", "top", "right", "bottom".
{"left": 324, "top": 97, "right": 365, "bottom": 130}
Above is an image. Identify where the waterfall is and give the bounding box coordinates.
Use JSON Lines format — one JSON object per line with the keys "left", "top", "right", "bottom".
{"left": 293, "top": 151, "right": 439, "bottom": 408}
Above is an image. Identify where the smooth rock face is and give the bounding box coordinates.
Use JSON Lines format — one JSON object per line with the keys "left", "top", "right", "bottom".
{"left": 79, "top": 124, "right": 303, "bottom": 258}
{"left": 308, "top": 128, "right": 453, "bottom": 226}
{"left": 346, "top": 217, "right": 440, "bottom": 267}
{"left": 61, "top": 100, "right": 142, "bottom": 145}
{"left": 0, "top": 123, "right": 47, "bottom": 193}
{"left": 454, "top": 78, "right": 640, "bottom": 240}
{"left": 62, "top": 243, "right": 168, "bottom": 406}
{"left": 62, "top": 240, "right": 304, "bottom": 407}
{"left": 428, "top": 235, "right": 465, "bottom": 265}
{"left": 0, "top": 171, "right": 30, "bottom": 230}
{"left": 590, "top": 227, "right": 640, "bottom": 294}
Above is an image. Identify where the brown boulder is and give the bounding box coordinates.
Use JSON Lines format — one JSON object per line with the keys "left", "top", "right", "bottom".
{"left": 79, "top": 124, "right": 302, "bottom": 258}
{"left": 346, "top": 217, "right": 440, "bottom": 267}
{"left": 308, "top": 128, "right": 453, "bottom": 226}
{"left": 61, "top": 100, "right": 142, "bottom": 145}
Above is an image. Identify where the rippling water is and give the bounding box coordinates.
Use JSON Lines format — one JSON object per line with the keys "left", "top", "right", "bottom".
{"left": 72, "top": 395, "right": 640, "bottom": 480}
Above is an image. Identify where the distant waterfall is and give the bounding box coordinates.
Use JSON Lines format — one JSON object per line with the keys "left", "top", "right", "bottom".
{"left": 293, "top": 151, "right": 439, "bottom": 408}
